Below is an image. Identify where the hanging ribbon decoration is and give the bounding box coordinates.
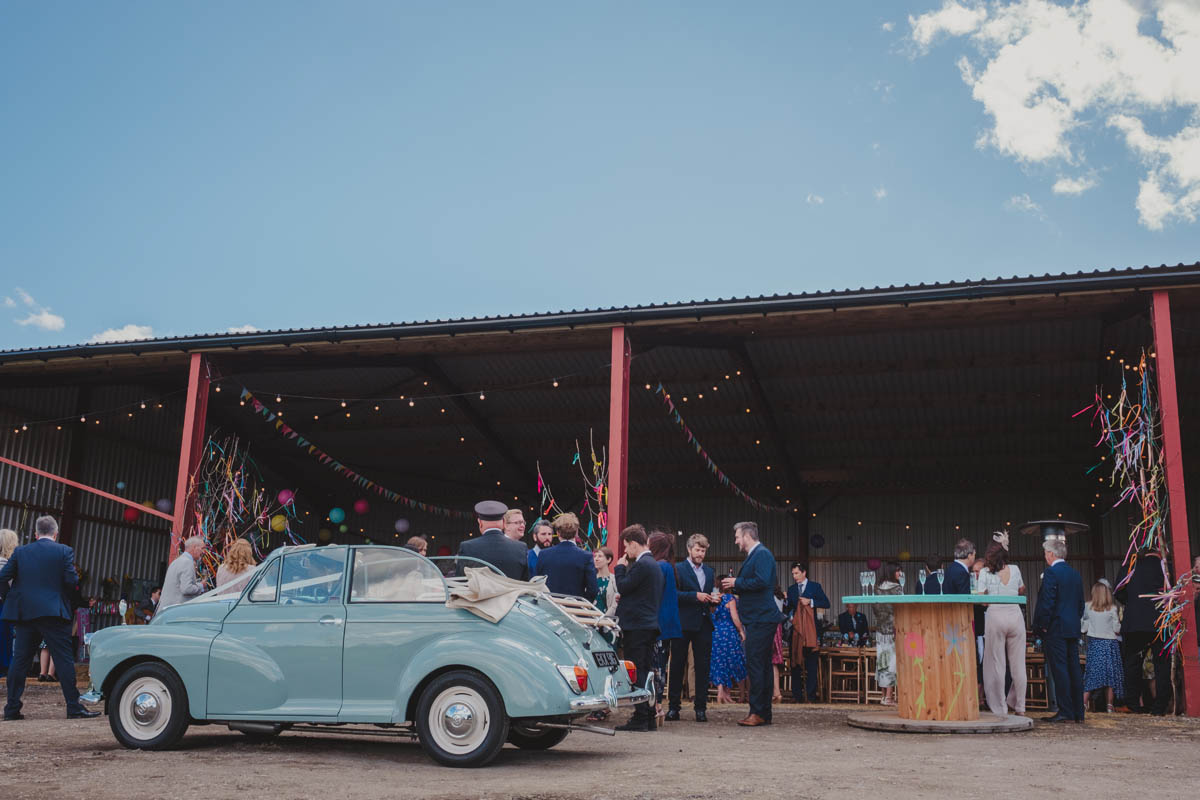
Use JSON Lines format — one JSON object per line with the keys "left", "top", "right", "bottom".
{"left": 238, "top": 388, "right": 472, "bottom": 519}
{"left": 654, "top": 383, "right": 788, "bottom": 513}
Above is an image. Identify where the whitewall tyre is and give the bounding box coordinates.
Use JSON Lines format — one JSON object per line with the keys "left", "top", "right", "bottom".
{"left": 109, "top": 662, "right": 190, "bottom": 750}
{"left": 415, "top": 670, "right": 508, "bottom": 767}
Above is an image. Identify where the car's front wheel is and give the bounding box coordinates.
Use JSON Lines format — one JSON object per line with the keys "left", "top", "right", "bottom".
{"left": 415, "top": 670, "right": 508, "bottom": 767}
{"left": 109, "top": 662, "right": 190, "bottom": 750}
{"left": 507, "top": 722, "right": 569, "bottom": 750}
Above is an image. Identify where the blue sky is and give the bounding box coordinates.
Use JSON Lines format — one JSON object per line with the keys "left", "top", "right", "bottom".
{"left": 2, "top": 1, "right": 1197, "bottom": 350}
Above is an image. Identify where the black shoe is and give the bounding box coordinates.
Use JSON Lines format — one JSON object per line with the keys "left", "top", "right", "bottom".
{"left": 664, "top": 709, "right": 680, "bottom": 721}
{"left": 37, "top": 674, "right": 50, "bottom": 683}
{"left": 66, "top": 709, "right": 100, "bottom": 720}
{"left": 615, "top": 720, "right": 650, "bottom": 732}
{"left": 3, "top": 713, "right": 24, "bottom": 721}
{"left": 1045, "top": 714, "right": 1073, "bottom": 723}
{"left": 695, "top": 710, "right": 708, "bottom": 722}
{"left": 1151, "top": 709, "right": 1168, "bottom": 717}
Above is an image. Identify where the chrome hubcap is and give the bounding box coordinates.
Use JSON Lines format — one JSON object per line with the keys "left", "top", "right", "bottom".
{"left": 442, "top": 703, "right": 476, "bottom": 738}
{"left": 132, "top": 692, "right": 160, "bottom": 726}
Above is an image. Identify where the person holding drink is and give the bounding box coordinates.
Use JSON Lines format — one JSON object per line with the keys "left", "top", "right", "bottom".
{"left": 719, "top": 522, "right": 783, "bottom": 726}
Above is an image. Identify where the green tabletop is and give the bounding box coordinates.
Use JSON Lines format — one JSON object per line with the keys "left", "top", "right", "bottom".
{"left": 841, "top": 594, "right": 1026, "bottom": 605}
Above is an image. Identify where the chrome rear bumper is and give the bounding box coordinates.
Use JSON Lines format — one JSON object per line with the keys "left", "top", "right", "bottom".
{"left": 568, "top": 674, "right": 654, "bottom": 712}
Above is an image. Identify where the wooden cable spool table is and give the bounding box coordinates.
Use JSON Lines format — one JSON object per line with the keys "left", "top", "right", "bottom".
{"left": 841, "top": 594, "right": 1033, "bottom": 733}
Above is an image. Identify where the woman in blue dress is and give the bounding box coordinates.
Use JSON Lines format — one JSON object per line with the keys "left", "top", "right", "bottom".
{"left": 709, "top": 592, "right": 747, "bottom": 703}
{"left": 648, "top": 531, "right": 682, "bottom": 721}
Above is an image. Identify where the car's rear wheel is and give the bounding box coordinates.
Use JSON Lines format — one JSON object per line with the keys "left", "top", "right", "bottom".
{"left": 507, "top": 722, "right": 569, "bottom": 750}
{"left": 415, "top": 670, "right": 508, "bottom": 767}
{"left": 109, "top": 662, "right": 190, "bottom": 750}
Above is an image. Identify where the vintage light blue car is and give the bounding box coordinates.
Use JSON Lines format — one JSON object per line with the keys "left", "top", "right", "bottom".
{"left": 86, "top": 544, "right": 649, "bottom": 767}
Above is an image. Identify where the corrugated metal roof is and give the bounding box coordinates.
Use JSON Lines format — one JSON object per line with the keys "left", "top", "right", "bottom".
{"left": 2, "top": 262, "right": 1198, "bottom": 364}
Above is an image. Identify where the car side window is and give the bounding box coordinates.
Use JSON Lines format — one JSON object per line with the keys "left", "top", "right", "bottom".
{"left": 248, "top": 560, "right": 280, "bottom": 603}
{"left": 279, "top": 549, "right": 347, "bottom": 605}
{"left": 351, "top": 548, "right": 445, "bottom": 602}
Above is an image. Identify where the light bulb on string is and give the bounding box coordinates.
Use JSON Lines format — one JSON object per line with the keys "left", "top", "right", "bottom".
{"left": 140, "top": 402, "right": 146, "bottom": 409}
{"left": 408, "top": 400, "right": 415, "bottom": 407}
{"left": 552, "top": 379, "right": 559, "bottom": 388}
{"left": 479, "top": 392, "right": 485, "bottom": 400}
{"left": 276, "top": 395, "right": 282, "bottom": 403}
{"left": 340, "top": 400, "right": 347, "bottom": 408}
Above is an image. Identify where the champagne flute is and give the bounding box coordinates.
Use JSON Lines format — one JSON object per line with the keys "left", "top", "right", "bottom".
{"left": 917, "top": 568, "right": 927, "bottom": 595}
{"left": 898, "top": 570, "right": 906, "bottom": 593}
{"left": 935, "top": 568, "right": 945, "bottom": 591}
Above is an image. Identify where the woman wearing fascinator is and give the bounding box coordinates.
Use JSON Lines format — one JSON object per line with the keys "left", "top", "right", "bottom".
{"left": 977, "top": 530, "right": 1027, "bottom": 716}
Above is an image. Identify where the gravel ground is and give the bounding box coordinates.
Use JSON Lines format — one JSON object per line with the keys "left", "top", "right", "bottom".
{"left": 1, "top": 679, "right": 1193, "bottom": 800}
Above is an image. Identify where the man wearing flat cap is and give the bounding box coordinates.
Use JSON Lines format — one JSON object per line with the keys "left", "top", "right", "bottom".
{"left": 457, "top": 501, "right": 530, "bottom": 581}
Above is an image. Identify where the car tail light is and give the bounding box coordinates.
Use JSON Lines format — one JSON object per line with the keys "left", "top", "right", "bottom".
{"left": 557, "top": 665, "right": 589, "bottom": 694}
{"left": 623, "top": 660, "right": 636, "bottom": 685}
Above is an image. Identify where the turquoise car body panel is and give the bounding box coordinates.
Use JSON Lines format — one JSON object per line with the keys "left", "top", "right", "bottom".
{"left": 87, "top": 545, "right": 637, "bottom": 725}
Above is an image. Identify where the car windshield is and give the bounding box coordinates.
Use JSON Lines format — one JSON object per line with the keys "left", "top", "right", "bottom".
{"left": 192, "top": 560, "right": 268, "bottom": 603}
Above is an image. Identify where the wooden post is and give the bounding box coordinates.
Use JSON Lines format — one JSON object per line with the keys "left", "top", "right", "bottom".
{"left": 1149, "top": 291, "right": 1200, "bottom": 716}
{"left": 57, "top": 386, "right": 91, "bottom": 548}
{"left": 171, "top": 353, "right": 210, "bottom": 562}
{"left": 607, "top": 327, "right": 631, "bottom": 557}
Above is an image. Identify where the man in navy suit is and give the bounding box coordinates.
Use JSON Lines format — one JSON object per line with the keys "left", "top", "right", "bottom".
{"left": 667, "top": 533, "right": 715, "bottom": 722}
{"left": 720, "top": 521, "right": 783, "bottom": 727}
{"left": 0, "top": 516, "right": 98, "bottom": 720}
{"left": 613, "top": 524, "right": 663, "bottom": 732}
{"left": 534, "top": 513, "right": 597, "bottom": 598}
{"left": 784, "top": 562, "right": 830, "bottom": 702}
{"left": 1033, "top": 538, "right": 1085, "bottom": 722}
{"left": 942, "top": 538, "right": 975, "bottom": 594}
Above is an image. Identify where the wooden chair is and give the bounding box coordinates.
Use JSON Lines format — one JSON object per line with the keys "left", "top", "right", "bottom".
{"left": 864, "top": 651, "right": 883, "bottom": 704}
{"left": 1025, "top": 655, "right": 1049, "bottom": 711}
{"left": 827, "top": 650, "right": 863, "bottom": 703}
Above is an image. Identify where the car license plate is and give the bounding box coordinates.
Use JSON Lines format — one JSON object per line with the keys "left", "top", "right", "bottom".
{"left": 592, "top": 650, "right": 620, "bottom": 671}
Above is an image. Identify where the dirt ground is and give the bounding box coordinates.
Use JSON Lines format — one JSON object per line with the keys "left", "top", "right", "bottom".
{"left": 0, "top": 679, "right": 1193, "bottom": 800}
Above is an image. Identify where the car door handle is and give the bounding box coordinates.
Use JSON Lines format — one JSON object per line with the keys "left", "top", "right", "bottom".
{"left": 318, "top": 616, "right": 344, "bottom": 626}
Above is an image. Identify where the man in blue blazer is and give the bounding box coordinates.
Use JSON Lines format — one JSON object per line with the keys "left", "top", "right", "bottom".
{"left": 719, "top": 521, "right": 783, "bottom": 727}
{"left": 534, "top": 514, "right": 597, "bottom": 598}
{"left": 668, "top": 533, "right": 716, "bottom": 722}
{"left": 942, "top": 538, "right": 975, "bottom": 594}
{"left": 0, "top": 516, "right": 98, "bottom": 721}
{"left": 784, "top": 563, "right": 830, "bottom": 702}
{"left": 1033, "top": 538, "right": 1085, "bottom": 722}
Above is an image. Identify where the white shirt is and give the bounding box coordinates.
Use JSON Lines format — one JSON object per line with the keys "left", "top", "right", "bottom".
{"left": 637, "top": 550, "right": 654, "bottom": 563}
{"left": 746, "top": 541, "right": 761, "bottom": 557}
{"left": 690, "top": 558, "right": 706, "bottom": 589}
{"left": 1050, "top": 558, "right": 1064, "bottom": 567}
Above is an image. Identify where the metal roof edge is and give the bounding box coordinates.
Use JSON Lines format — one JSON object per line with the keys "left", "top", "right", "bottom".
{"left": 2, "top": 263, "right": 1198, "bottom": 365}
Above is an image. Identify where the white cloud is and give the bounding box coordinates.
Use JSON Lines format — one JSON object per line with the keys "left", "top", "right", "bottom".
{"left": 910, "top": 1, "right": 987, "bottom": 51}
{"left": 872, "top": 142, "right": 881, "bottom": 152}
{"left": 1052, "top": 174, "right": 1100, "bottom": 195}
{"left": 874, "top": 186, "right": 888, "bottom": 200}
{"left": 910, "top": 0, "right": 1200, "bottom": 230}
{"left": 227, "top": 324, "right": 260, "bottom": 334}
{"left": 882, "top": 21, "right": 896, "bottom": 32}
{"left": 1007, "top": 192, "right": 1051, "bottom": 222}
{"left": 17, "top": 310, "right": 66, "bottom": 331}
{"left": 8, "top": 288, "right": 65, "bottom": 331}
{"left": 88, "top": 324, "right": 154, "bottom": 343}
{"left": 806, "top": 193, "right": 825, "bottom": 205}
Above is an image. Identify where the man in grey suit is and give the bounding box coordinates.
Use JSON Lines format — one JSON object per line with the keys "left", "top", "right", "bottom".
{"left": 457, "top": 501, "right": 530, "bottom": 581}
{"left": 156, "top": 536, "right": 207, "bottom": 616}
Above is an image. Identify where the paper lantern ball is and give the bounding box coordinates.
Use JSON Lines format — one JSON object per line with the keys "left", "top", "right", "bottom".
{"left": 122, "top": 506, "right": 141, "bottom": 523}
{"left": 155, "top": 498, "right": 172, "bottom": 513}
{"left": 328, "top": 507, "right": 346, "bottom": 524}
{"left": 394, "top": 519, "right": 410, "bottom": 534}
{"left": 270, "top": 514, "right": 288, "bottom": 533}
{"left": 866, "top": 557, "right": 882, "bottom": 571}
{"left": 277, "top": 489, "right": 295, "bottom": 506}
{"left": 116, "top": 481, "right": 127, "bottom": 491}
{"left": 317, "top": 528, "right": 332, "bottom": 542}
{"left": 898, "top": 550, "right": 911, "bottom": 561}
{"left": 353, "top": 498, "right": 370, "bottom": 515}
{"left": 437, "top": 545, "right": 452, "bottom": 557}
{"left": 809, "top": 534, "right": 825, "bottom": 549}
{"left": 339, "top": 524, "right": 349, "bottom": 534}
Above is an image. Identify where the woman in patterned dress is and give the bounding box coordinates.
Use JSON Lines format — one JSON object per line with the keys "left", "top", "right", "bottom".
{"left": 1082, "top": 581, "right": 1124, "bottom": 712}
{"left": 874, "top": 561, "right": 904, "bottom": 706}
{"left": 709, "top": 592, "right": 747, "bottom": 703}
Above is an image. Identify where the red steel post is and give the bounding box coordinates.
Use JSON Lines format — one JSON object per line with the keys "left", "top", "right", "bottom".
{"left": 607, "top": 327, "right": 632, "bottom": 558}
{"left": 170, "top": 353, "right": 210, "bottom": 562}
{"left": 1150, "top": 290, "right": 1200, "bottom": 716}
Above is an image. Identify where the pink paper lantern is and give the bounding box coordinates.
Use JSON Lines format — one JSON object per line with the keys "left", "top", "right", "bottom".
{"left": 277, "top": 489, "right": 295, "bottom": 506}
{"left": 353, "top": 498, "right": 370, "bottom": 515}
{"left": 866, "top": 557, "right": 882, "bottom": 571}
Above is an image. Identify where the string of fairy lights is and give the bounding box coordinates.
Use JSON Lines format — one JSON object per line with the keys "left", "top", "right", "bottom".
{"left": 2, "top": 347, "right": 1145, "bottom": 530}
